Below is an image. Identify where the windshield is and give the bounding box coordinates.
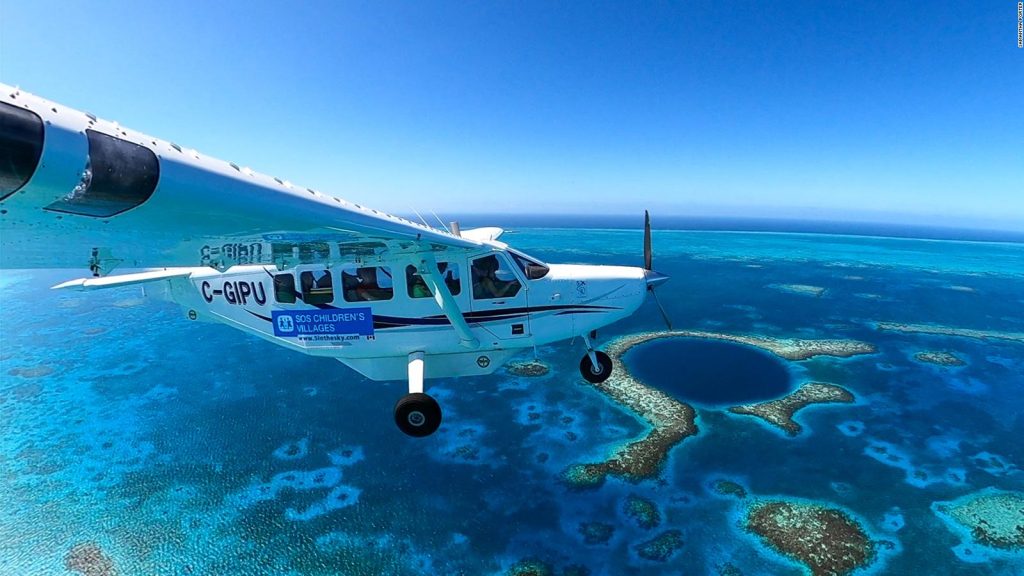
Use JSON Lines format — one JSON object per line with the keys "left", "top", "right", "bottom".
{"left": 508, "top": 249, "right": 550, "bottom": 280}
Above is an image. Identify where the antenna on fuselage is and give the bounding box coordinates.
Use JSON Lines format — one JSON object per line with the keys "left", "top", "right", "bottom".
{"left": 431, "top": 211, "right": 451, "bottom": 233}
{"left": 450, "top": 221, "right": 462, "bottom": 237}
{"left": 410, "top": 207, "right": 433, "bottom": 229}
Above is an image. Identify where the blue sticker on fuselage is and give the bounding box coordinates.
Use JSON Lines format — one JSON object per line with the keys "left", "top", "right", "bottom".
{"left": 272, "top": 308, "right": 374, "bottom": 338}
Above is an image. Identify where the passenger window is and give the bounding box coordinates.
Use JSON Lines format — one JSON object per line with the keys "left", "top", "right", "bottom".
{"left": 0, "top": 102, "right": 44, "bottom": 201}
{"left": 406, "top": 262, "right": 462, "bottom": 298}
{"left": 274, "top": 273, "right": 297, "bottom": 304}
{"left": 472, "top": 255, "right": 521, "bottom": 299}
{"left": 341, "top": 266, "right": 394, "bottom": 302}
{"left": 299, "top": 269, "right": 334, "bottom": 305}
{"left": 45, "top": 130, "right": 159, "bottom": 217}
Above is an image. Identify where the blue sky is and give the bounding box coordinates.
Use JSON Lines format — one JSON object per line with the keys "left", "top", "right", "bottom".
{"left": 1, "top": 1, "right": 1021, "bottom": 229}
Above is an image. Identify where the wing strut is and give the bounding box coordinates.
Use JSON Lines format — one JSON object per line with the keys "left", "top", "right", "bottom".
{"left": 416, "top": 251, "right": 479, "bottom": 349}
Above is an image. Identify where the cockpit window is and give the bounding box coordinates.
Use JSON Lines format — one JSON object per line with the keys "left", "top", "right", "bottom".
{"left": 510, "top": 250, "right": 550, "bottom": 280}
{"left": 299, "top": 269, "right": 334, "bottom": 305}
{"left": 472, "top": 255, "right": 522, "bottom": 299}
{"left": 407, "top": 263, "right": 462, "bottom": 298}
{"left": 0, "top": 102, "right": 44, "bottom": 201}
{"left": 341, "top": 266, "right": 394, "bottom": 302}
{"left": 45, "top": 129, "right": 159, "bottom": 217}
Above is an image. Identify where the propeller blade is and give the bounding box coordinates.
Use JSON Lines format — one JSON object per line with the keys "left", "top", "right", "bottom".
{"left": 649, "top": 286, "right": 673, "bottom": 330}
{"left": 643, "top": 210, "right": 652, "bottom": 271}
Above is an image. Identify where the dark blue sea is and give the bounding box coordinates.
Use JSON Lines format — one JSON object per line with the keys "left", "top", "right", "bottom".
{"left": 2, "top": 221, "right": 1023, "bottom": 575}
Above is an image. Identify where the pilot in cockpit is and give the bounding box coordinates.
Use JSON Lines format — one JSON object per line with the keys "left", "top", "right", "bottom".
{"left": 472, "top": 255, "right": 515, "bottom": 299}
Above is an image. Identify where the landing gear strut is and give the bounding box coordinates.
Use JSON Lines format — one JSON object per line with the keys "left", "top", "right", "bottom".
{"left": 394, "top": 351, "right": 442, "bottom": 437}
{"left": 579, "top": 333, "right": 613, "bottom": 384}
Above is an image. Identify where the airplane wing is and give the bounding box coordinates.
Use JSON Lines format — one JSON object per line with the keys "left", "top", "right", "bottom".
{"left": 0, "top": 85, "right": 481, "bottom": 272}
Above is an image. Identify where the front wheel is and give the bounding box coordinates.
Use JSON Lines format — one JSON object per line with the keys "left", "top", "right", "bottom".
{"left": 394, "top": 393, "right": 443, "bottom": 437}
{"left": 580, "top": 351, "right": 613, "bottom": 384}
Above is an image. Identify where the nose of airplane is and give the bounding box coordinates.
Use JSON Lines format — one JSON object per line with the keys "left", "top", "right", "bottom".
{"left": 644, "top": 270, "right": 670, "bottom": 288}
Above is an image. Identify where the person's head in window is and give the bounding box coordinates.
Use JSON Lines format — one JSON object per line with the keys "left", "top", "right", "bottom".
{"left": 406, "top": 265, "right": 432, "bottom": 298}
{"left": 357, "top": 267, "right": 377, "bottom": 288}
{"left": 473, "top": 255, "right": 518, "bottom": 299}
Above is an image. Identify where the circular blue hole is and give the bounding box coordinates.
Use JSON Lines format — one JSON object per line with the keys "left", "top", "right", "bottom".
{"left": 624, "top": 338, "right": 793, "bottom": 406}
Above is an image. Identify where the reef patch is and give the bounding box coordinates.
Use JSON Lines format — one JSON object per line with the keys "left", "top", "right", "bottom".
{"left": 64, "top": 542, "right": 117, "bottom": 576}
{"left": 914, "top": 351, "right": 966, "bottom": 366}
{"left": 768, "top": 283, "right": 827, "bottom": 297}
{"left": 506, "top": 359, "right": 551, "bottom": 377}
{"left": 7, "top": 365, "right": 56, "bottom": 379}
{"left": 745, "top": 499, "right": 875, "bottom": 576}
{"left": 506, "top": 558, "right": 553, "bottom": 576}
{"left": 578, "top": 521, "right": 616, "bottom": 545}
{"left": 837, "top": 420, "right": 865, "bottom": 437}
{"left": 877, "top": 322, "right": 1024, "bottom": 345}
{"left": 728, "top": 383, "right": 855, "bottom": 436}
{"left": 272, "top": 437, "right": 309, "bottom": 461}
{"left": 710, "top": 478, "right": 748, "bottom": 499}
{"left": 970, "top": 451, "right": 1019, "bottom": 477}
{"left": 863, "top": 440, "right": 966, "bottom": 489}
{"left": 634, "top": 529, "right": 684, "bottom": 562}
{"left": 932, "top": 489, "right": 1024, "bottom": 557}
{"left": 673, "top": 330, "right": 876, "bottom": 361}
{"left": 623, "top": 494, "right": 661, "bottom": 529}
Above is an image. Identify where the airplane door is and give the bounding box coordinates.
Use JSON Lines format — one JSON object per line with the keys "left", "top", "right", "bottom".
{"left": 469, "top": 253, "right": 531, "bottom": 340}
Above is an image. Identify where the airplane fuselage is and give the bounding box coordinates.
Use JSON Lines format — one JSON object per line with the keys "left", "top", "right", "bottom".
{"left": 157, "top": 254, "right": 648, "bottom": 380}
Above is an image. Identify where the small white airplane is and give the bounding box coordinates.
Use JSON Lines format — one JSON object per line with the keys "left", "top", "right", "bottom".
{"left": 0, "top": 84, "right": 671, "bottom": 436}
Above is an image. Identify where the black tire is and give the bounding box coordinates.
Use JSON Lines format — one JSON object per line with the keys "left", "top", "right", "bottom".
{"left": 394, "top": 393, "right": 443, "bottom": 437}
{"left": 580, "top": 351, "right": 613, "bottom": 384}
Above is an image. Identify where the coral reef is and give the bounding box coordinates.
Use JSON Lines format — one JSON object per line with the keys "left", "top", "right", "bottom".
{"left": 506, "top": 558, "right": 553, "bottom": 576}
{"left": 836, "top": 420, "right": 865, "bottom": 437}
{"left": 728, "top": 383, "right": 855, "bottom": 436}
{"left": 970, "top": 451, "right": 1019, "bottom": 476}
{"left": 285, "top": 484, "right": 361, "bottom": 521}
{"left": 7, "top": 365, "right": 55, "bottom": 378}
{"left": 717, "top": 562, "right": 743, "bottom": 575}
{"left": 670, "top": 330, "right": 876, "bottom": 360}
{"left": 64, "top": 542, "right": 117, "bottom": 576}
{"left": 877, "top": 322, "right": 1024, "bottom": 344}
{"left": 914, "top": 351, "right": 966, "bottom": 366}
{"left": 932, "top": 489, "right": 1024, "bottom": 551}
{"left": 578, "top": 521, "right": 615, "bottom": 545}
{"left": 769, "top": 283, "right": 827, "bottom": 297}
{"left": 634, "top": 529, "right": 684, "bottom": 562}
{"left": 863, "top": 440, "right": 966, "bottom": 489}
{"left": 506, "top": 360, "right": 551, "bottom": 377}
{"left": 563, "top": 332, "right": 699, "bottom": 488}
{"left": 711, "top": 479, "right": 748, "bottom": 499}
{"left": 272, "top": 437, "right": 309, "bottom": 460}
{"left": 623, "top": 494, "right": 662, "bottom": 529}
{"left": 745, "top": 500, "right": 875, "bottom": 576}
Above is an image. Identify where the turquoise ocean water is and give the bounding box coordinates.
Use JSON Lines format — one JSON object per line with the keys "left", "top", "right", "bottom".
{"left": 2, "top": 227, "right": 1023, "bottom": 575}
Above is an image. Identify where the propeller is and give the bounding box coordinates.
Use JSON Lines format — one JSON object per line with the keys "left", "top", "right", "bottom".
{"left": 643, "top": 210, "right": 673, "bottom": 330}
{"left": 644, "top": 211, "right": 653, "bottom": 271}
